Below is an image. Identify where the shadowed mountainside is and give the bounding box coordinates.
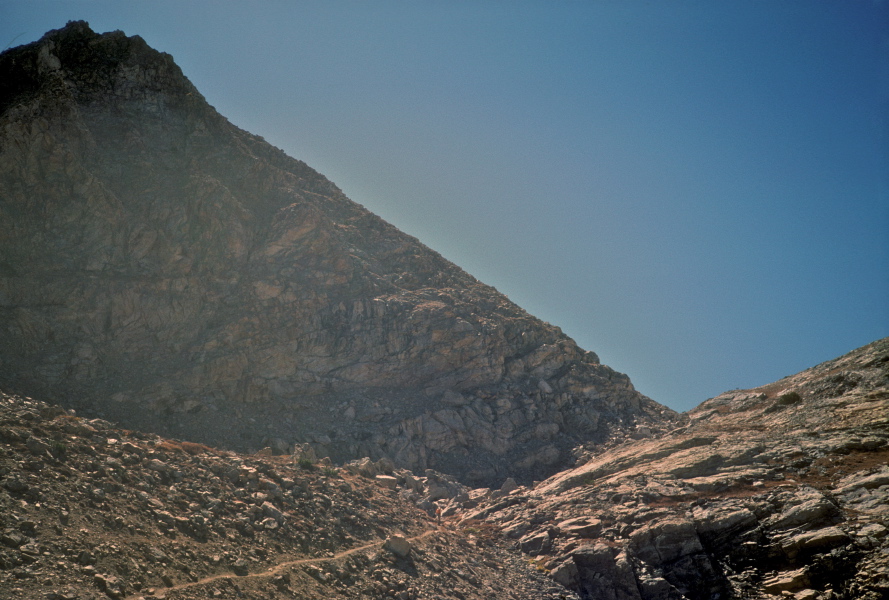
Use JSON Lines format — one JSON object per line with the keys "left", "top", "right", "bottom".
{"left": 0, "top": 22, "right": 675, "bottom": 486}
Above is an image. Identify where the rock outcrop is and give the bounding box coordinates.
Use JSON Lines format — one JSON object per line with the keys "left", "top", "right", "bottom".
{"left": 0, "top": 22, "right": 674, "bottom": 485}
{"left": 454, "top": 338, "right": 889, "bottom": 599}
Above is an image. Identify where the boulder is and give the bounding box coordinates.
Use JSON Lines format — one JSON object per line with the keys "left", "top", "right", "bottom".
{"left": 261, "top": 501, "right": 286, "bottom": 525}
{"left": 692, "top": 506, "right": 758, "bottom": 545}
{"left": 767, "top": 493, "right": 837, "bottom": 531}
{"left": 383, "top": 535, "right": 412, "bottom": 558}
{"left": 375, "top": 475, "right": 398, "bottom": 490}
{"left": 500, "top": 477, "right": 519, "bottom": 495}
{"left": 519, "top": 530, "right": 551, "bottom": 555}
{"left": 557, "top": 517, "right": 603, "bottom": 538}
{"left": 762, "top": 568, "right": 809, "bottom": 594}
{"left": 630, "top": 518, "right": 703, "bottom": 564}
{"left": 571, "top": 546, "right": 641, "bottom": 600}
{"left": 549, "top": 558, "right": 578, "bottom": 587}
{"left": 780, "top": 526, "right": 849, "bottom": 557}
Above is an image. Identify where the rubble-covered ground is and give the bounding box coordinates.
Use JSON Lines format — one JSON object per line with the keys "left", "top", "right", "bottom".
{"left": 2, "top": 338, "right": 886, "bottom": 600}
{"left": 0, "top": 390, "right": 576, "bottom": 600}
{"left": 454, "top": 338, "right": 889, "bottom": 600}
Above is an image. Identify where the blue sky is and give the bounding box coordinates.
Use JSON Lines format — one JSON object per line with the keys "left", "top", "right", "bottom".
{"left": 2, "top": 1, "right": 887, "bottom": 412}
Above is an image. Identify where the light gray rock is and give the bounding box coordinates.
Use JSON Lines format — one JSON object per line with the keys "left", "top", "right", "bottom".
{"left": 636, "top": 574, "right": 682, "bottom": 600}
{"left": 374, "top": 475, "right": 398, "bottom": 490}
{"left": 767, "top": 492, "right": 837, "bottom": 531}
{"left": 375, "top": 457, "right": 395, "bottom": 474}
{"left": 762, "top": 568, "right": 809, "bottom": 594}
{"left": 261, "top": 501, "right": 286, "bottom": 525}
{"left": 780, "top": 526, "right": 849, "bottom": 557}
{"left": 557, "top": 517, "right": 602, "bottom": 538}
{"left": 344, "top": 457, "right": 378, "bottom": 478}
{"left": 692, "top": 506, "right": 758, "bottom": 544}
{"left": 383, "top": 534, "right": 412, "bottom": 558}
{"left": 25, "top": 437, "right": 50, "bottom": 455}
{"left": 440, "top": 390, "right": 469, "bottom": 406}
{"left": 857, "top": 523, "right": 887, "bottom": 539}
{"left": 146, "top": 459, "right": 170, "bottom": 473}
{"left": 400, "top": 471, "right": 424, "bottom": 493}
{"left": 291, "top": 443, "right": 317, "bottom": 464}
{"left": 500, "top": 477, "right": 519, "bottom": 495}
{"left": 549, "top": 558, "right": 578, "bottom": 587}
{"left": 835, "top": 466, "right": 889, "bottom": 495}
{"left": 630, "top": 518, "right": 704, "bottom": 564}
{"left": 519, "top": 530, "right": 551, "bottom": 555}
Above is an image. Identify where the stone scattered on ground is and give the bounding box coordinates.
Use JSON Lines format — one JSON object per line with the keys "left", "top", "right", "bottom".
{"left": 0, "top": 390, "right": 578, "bottom": 600}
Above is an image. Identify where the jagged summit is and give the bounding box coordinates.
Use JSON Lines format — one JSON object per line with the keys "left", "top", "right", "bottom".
{"left": 0, "top": 22, "right": 676, "bottom": 485}
{"left": 2, "top": 21, "right": 199, "bottom": 110}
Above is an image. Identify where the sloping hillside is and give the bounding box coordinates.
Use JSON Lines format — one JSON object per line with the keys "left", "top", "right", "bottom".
{"left": 455, "top": 338, "right": 889, "bottom": 599}
{"left": 0, "top": 389, "right": 576, "bottom": 600}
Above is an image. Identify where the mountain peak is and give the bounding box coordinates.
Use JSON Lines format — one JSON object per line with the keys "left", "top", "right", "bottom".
{"left": 2, "top": 21, "right": 202, "bottom": 115}
{"left": 0, "top": 25, "right": 676, "bottom": 486}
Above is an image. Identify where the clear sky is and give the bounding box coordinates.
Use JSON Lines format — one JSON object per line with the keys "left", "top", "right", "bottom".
{"left": 2, "top": 1, "right": 887, "bottom": 412}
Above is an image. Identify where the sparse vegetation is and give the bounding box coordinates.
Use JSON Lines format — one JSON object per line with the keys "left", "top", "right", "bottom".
{"left": 49, "top": 439, "right": 67, "bottom": 459}
{"left": 776, "top": 391, "right": 802, "bottom": 405}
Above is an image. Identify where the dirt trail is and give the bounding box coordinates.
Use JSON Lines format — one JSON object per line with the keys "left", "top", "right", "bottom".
{"left": 124, "top": 529, "right": 439, "bottom": 599}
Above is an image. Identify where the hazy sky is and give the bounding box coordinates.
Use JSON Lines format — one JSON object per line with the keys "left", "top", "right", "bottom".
{"left": 3, "top": 1, "right": 887, "bottom": 412}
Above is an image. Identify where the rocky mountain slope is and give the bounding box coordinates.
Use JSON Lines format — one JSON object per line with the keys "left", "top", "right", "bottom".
{"left": 453, "top": 338, "right": 889, "bottom": 600}
{"left": 4, "top": 21, "right": 887, "bottom": 600}
{"left": 0, "top": 388, "right": 577, "bottom": 600}
{"left": 1, "top": 340, "right": 885, "bottom": 600}
{"left": 0, "top": 21, "right": 674, "bottom": 486}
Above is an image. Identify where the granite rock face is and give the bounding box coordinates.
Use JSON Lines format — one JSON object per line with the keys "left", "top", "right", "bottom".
{"left": 455, "top": 338, "right": 889, "bottom": 599}
{"left": 0, "top": 22, "right": 674, "bottom": 485}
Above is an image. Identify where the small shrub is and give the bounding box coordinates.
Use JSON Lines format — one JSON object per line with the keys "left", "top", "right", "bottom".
{"left": 50, "top": 440, "right": 67, "bottom": 459}
{"left": 765, "top": 391, "right": 803, "bottom": 414}
{"left": 776, "top": 391, "right": 802, "bottom": 405}
{"left": 180, "top": 441, "right": 210, "bottom": 455}
{"left": 157, "top": 441, "right": 186, "bottom": 454}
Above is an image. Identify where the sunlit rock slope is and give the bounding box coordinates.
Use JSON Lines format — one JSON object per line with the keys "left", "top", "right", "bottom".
{"left": 455, "top": 338, "right": 889, "bottom": 599}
